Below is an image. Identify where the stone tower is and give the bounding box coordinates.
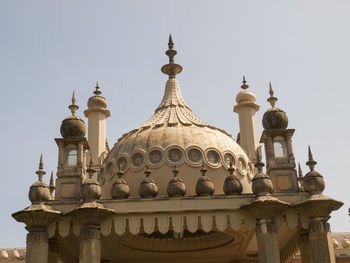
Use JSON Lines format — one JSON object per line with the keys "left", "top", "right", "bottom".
{"left": 55, "top": 92, "right": 89, "bottom": 200}
{"left": 260, "top": 83, "right": 298, "bottom": 192}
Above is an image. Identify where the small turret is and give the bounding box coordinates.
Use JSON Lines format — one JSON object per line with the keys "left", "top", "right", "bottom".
{"left": 196, "top": 163, "right": 215, "bottom": 196}
{"left": 223, "top": 161, "right": 243, "bottom": 195}
{"left": 139, "top": 167, "right": 158, "bottom": 198}
{"left": 303, "top": 146, "right": 325, "bottom": 195}
{"left": 167, "top": 166, "right": 186, "bottom": 197}
{"left": 251, "top": 150, "right": 273, "bottom": 196}
{"left": 111, "top": 165, "right": 130, "bottom": 199}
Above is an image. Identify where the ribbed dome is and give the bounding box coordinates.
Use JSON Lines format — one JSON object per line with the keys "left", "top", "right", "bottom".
{"left": 99, "top": 77, "right": 253, "bottom": 198}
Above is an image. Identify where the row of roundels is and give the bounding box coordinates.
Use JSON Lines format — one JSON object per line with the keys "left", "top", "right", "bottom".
{"left": 104, "top": 146, "right": 255, "bottom": 179}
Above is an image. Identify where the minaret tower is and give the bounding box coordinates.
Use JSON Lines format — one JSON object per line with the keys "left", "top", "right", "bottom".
{"left": 260, "top": 83, "right": 298, "bottom": 192}
{"left": 233, "top": 77, "right": 260, "bottom": 162}
{"left": 84, "top": 82, "right": 110, "bottom": 166}
{"left": 55, "top": 92, "right": 89, "bottom": 200}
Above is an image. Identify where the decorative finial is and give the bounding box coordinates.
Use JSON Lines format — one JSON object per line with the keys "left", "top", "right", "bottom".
{"left": 161, "top": 34, "right": 183, "bottom": 78}
{"left": 298, "top": 162, "right": 304, "bottom": 192}
{"left": 241, "top": 75, "right": 249, "bottom": 90}
{"left": 306, "top": 145, "right": 317, "bottom": 171}
{"left": 86, "top": 158, "right": 96, "bottom": 179}
{"left": 117, "top": 164, "right": 124, "bottom": 178}
{"left": 228, "top": 161, "right": 234, "bottom": 176}
{"left": 49, "top": 171, "right": 55, "bottom": 196}
{"left": 68, "top": 91, "right": 79, "bottom": 116}
{"left": 139, "top": 166, "right": 158, "bottom": 198}
{"left": 172, "top": 165, "right": 179, "bottom": 177}
{"left": 36, "top": 154, "right": 46, "bottom": 181}
{"left": 254, "top": 148, "right": 265, "bottom": 173}
{"left": 144, "top": 165, "right": 151, "bottom": 177}
{"left": 267, "top": 82, "right": 278, "bottom": 108}
{"left": 200, "top": 162, "right": 207, "bottom": 176}
{"left": 94, "top": 81, "right": 101, "bottom": 96}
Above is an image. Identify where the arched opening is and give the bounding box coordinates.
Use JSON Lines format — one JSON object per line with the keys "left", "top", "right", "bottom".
{"left": 67, "top": 149, "right": 77, "bottom": 166}
{"left": 273, "top": 136, "right": 287, "bottom": 158}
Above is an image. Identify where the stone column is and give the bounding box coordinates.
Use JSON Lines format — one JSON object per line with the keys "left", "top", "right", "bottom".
{"left": 79, "top": 224, "right": 101, "bottom": 263}
{"left": 48, "top": 238, "right": 62, "bottom": 263}
{"left": 308, "top": 217, "right": 335, "bottom": 263}
{"left": 298, "top": 230, "right": 313, "bottom": 263}
{"left": 255, "top": 218, "right": 280, "bottom": 263}
{"left": 26, "top": 226, "right": 49, "bottom": 263}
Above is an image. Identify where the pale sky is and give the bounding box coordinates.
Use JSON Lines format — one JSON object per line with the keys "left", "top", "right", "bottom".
{"left": 1, "top": 0, "right": 349, "bottom": 247}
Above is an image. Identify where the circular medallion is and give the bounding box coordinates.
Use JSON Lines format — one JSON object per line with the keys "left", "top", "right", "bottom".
{"left": 186, "top": 147, "right": 203, "bottom": 165}
{"left": 131, "top": 152, "right": 145, "bottom": 169}
{"left": 223, "top": 152, "right": 236, "bottom": 168}
{"left": 117, "top": 156, "right": 128, "bottom": 172}
{"left": 167, "top": 147, "right": 183, "bottom": 164}
{"left": 206, "top": 149, "right": 221, "bottom": 167}
{"left": 237, "top": 157, "right": 247, "bottom": 176}
{"left": 148, "top": 149, "right": 163, "bottom": 165}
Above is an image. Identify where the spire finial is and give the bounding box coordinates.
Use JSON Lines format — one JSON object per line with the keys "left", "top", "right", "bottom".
{"left": 267, "top": 82, "right": 278, "bottom": 108}
{"left": 241, "top": 75, "right": 249, "bottom": 90}
{"left": 306, "top": 145, "right": 317, "bottom": 171}
{"left": 254, "top": 148, "right": 265, "bottom": 173}
{"left": 94, "top": 81, "right": 101, "bottom": 96}
{"left": 36, "top": 153, "right": 46, "bottom": 181}
{"left": 297, "top": 162, "right": 304, "bottom": 192}
{"left": 117, "top": 164, "right": 124, "bottom": 178}
{"left": 172, "top": 165, "right": 179, "bottom": 177}
{"left": 228, "top": 160, "right": 235, "bottom": 176}
{"left": 144, "top": 165, "right": 151, "bottom": 177}
{"left": 200, "top": 162, "right": 207, "bottom": 176}
{"left": 68, "top": 91, "right": 79, "bottom": 115}
{"left": 298, "top": 162, "right": 303, "bottom": 178}
{"left": 49, "top": 171, "right": 55, "bottom": 196}
{"left": 161, "top": 34, "right": 182, "bottom": 78}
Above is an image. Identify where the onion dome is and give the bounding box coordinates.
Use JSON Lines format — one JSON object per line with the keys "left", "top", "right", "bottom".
{"left": 342, "top": 237, "right": 350, "bottom": 249}
{"left": 81, "top": 159, "right": 101, "bottom": 202}
{"left": 262, "top": 83, "right": 288, "bottom": 130}
{"left": 235, "top": 76, "right": 257, "bottom": 104}
{"left": 87, "top": 82, "right": 108, "bottom": 108}
{"left": 297, "top": 163, "right": 304, "bottom": 192}
{"left": 333, "top": 238, "right": 340, "bottom": 249}
{"left": 139, "top": 167, "right": 158, "bottom": 198}
{"left": 251, "top": 151, "right": 273, "bottom": 196}
{"left": 196, "top": 164, "right": 215, "bottom": 196}
{"left": 28, "top": 154, "right": 51, "bottom": 205}
{"left": 12, "top": 249, "right": 20, "bottom": 259}
{"left": 99, "top": 36, "right": 252, "bottom": 198}
{"left": 60, "top": 91, "right": 86, "bottom": 138}
{"left": 303, "top": 146, "right": 325, "bottom": 195}
{"left": 111, "top": 166, "right": 130, "bottom": 199}
{"left": 0, "top": 250, "right": 8, "bottom": 260}
{"left": 167, "top": 166, "right": 186, "bottom": 197}
{"left": 223, "top": 161, "right": 243, "bottom": 195}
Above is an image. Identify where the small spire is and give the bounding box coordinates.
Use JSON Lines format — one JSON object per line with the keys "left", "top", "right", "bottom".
{"left": 144, "top": 165, "right": 151, "bottom": 177}
{"left": 254, "top": 148, "right": 265, "bottom": 173}
{"left": 86, "top": 158, "right": 96, "bottom": 179}
{"left": 306, "top": 145, "right": 317, "bottom": 171}
{"left": 228, "top": 160, "right": 235, "bottom": 176}
{"left": 36, "top": 153, "right": 46, "bottom": 181}
{"left": 200, "top": 162, "right": 207, "bottom": 176}
{"left": 298, "top": 162, "right": 304, "bottom": 192}
{"left": 94, "top": 81, "right": 101, "bottom": 96}
{"left": 172, "top": 165, "right": 179, "bottom": 177}
{"left": 241, "top": 75, "right": 249, "bottom": 90}
{"left": 49, "top": 171, "right": 55, "bottom": 195}
{"left": 267, "top": 82, "right": 278, "bottom": 108}
{"left": 161, "top": 34, "right": 182, "bottom": 78}
{"left": 68, "top": 91, "right": 79, "bottom": 116}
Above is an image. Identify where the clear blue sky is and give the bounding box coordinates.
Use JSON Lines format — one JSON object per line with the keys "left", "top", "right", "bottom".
{"left": 1, "top": 0, "right": 349, "bottom": 247}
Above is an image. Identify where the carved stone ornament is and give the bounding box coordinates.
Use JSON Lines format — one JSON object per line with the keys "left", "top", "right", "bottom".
{"left": 167, "top": 147, "right": 183, "bottom": 164}
{"left": 26, "top": 226, "right": 48, "bottom": 243}
{"left": 131, "top": 152, "right": 145, "bottom": 168}
{"left": 117, "top": 156, "right": 128, "bottom": 171}
{"left": 148, "top": 149, "right": 163, "bottom": 165}
{"left": 80, "top": 224, "right": 101, "bottom": 240}
{"left": 206, "top": 149, "right": 221, "bottom": 166}
{"left": 223, "top": 152, "right": 235, "bottom": 168}
{"left": 237, "top": 157, "right": 247, "bottom": 175}
{"left": 187, "top": 148, "right": 203, "bottom": 165}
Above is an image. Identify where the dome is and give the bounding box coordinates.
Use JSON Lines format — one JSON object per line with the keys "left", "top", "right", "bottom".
{"left": 262, "top": 108, "right": 288, "bottom": 129}
{"left": 99, "top": 77, "right": 254, "bottom": 198}
{"left": 235, "top": 78, "right": 256, "bottom": 104}
{"left": 87, "top": 83, "right": 107, "bottom": 108}
{"left": 262, "top": 83, "right": 288, "bottom": 130}
{"left": 60, "top": 115, "right": 86, "bottom": 138}
{"left": 60, "top": 91, "right": 86, "bottom": 138}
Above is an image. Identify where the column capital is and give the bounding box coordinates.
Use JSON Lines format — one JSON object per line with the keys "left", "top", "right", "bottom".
{"left": 65, "top": 204, "right": 115, "bottom": 226}
{"left": 12, "top": 205, "right": 61, "bottom": 228}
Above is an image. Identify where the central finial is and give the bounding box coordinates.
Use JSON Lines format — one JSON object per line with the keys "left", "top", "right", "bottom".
{"left": 161, "top": 34, "right": 183, "bottom": 78}
{"left": 267, "top": 82, "right": 278, "bottom": 108}
{"left": 68, "top": 91, "right": 79, "bottom": 116}
{"left": 36, "top": 154, "right": 46, "bottom": 182}
{"left": 306, "top": 146, "right": 317, "bottom": 171}
{"left": 94, "top": 81, "right": 101, "bottom": 96}
{"left": 254, "top": 148, "right": 265, "bottom": 173}
{"left": 241, "top": 76, "right": 249, "bottom": 90}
